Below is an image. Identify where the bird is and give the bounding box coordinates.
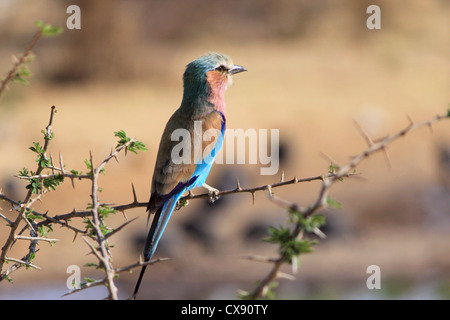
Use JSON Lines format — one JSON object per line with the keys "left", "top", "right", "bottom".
{"left": 133, "top": 52, "right": 246, "bottom": 298}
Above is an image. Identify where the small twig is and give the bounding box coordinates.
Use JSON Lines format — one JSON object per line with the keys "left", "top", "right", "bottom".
{"left": 0, "top": 31, "right": 42, "bottom": 98}
{"left": 240, "top": 255, "right": 280, "bottom": 264}
{"left": 62, "top": 279, "right": 105, "bottom": 297}
{"left": 0, "top": 212, "right": 13, "bottom": 226}
{"left": 14, "top": 172, "right": 91, "bottom": 181}
{"left": 115, "top": 258, "right": 170, "bottom": 274}
{"left": 104, "top": 218, "right": 137, "bottom": 239}
{"left": 14, "top": 235, "right": 59, "bottom": 243}
{"left": 4, "top": 256, "right": 40, "bottom": 270}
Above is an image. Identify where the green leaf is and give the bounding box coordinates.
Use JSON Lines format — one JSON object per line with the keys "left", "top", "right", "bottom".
{"left": 289, "top": 212, "right": 326, "bottom": 232}
{"left": 265, "top": 281, "right": 279, "bottom": 299}
{"left": 128, "top": 140, "right": 148, "bottom": 154}
{"left": 29, "top": 142, "right": 51, "bottom": 168}
{"left": 26, "top": 208, "right": 45, "bottom": 222}
{"left": 41, "top": 129, "right": 54, "bottom": 141}
{"left": 178, "top": 198, "right": 189, "bottom": 208}
{"left": 29, "top": 142, "right": 45, "bottom": 154}
{"left": 98, "top": 205, "right": 118, "bottom": 218}
{"left": 25, "top": 177, "right": 42, "bottom": 194}
{"left": 328, "top": 163, "right": 339, "bottom": 174}
{"left": 114, "top": 130, "right": 148, "bottom": 154}
{"left": 83, "top": 218, "right": 95, "bottom": 235}
{"left": 35, "top": 20, "right": 63, "bottom": 37}
{"left": 83, "top": 277, "right": 96, "bottom": 283}
{"left": 43, "top": 174, "right": 64, "bottom": 191}
{"left": 114, "top": 130, "right": 129, "bottom": 145}
{"left": 84, "top": 159, "right": 92, "bottom": 171}
{"left": 264, "top": 226, "right": 292, "bottom": 245}
{"left": 38, "top": 225, "right": 48, "bottom": 237}
{"left": 35, "top": 20, "right": 44, "bottom": 29}
{"left": 264, "top": 225, "right": 319, "bottom": 263}
{"left": 28, "top": 252, "right": 36, "bottom": 264}
{"left": 18, "top": 167, "right": 30, "bottom": 177}
{"left": 36, "top": 154, "right": 51, "bottom": 168}
{"left": 84, "top": 262, "right": 100, "bottom": 269}
{"left": 13, "top": 66, "right": 32, "bottom": 85}
{"left": 326, "top": 197, "right": 343, "bottom": 209}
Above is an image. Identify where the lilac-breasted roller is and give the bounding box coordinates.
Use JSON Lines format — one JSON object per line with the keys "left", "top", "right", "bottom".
{"left": 133, "top": 52, "right": 246, "bottom": 297}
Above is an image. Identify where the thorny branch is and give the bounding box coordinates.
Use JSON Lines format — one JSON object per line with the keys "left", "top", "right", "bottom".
{"left": 0, "top": 105, "right": 56, "bottom": 282}
{"left": 0, "top": 31, "right": 41, "bottom": 98}
{"left": 0, "top": 106, "right": 156, "bottom": 300}
{"left": 240, "top": 112, "right": 450, "bottom": 299}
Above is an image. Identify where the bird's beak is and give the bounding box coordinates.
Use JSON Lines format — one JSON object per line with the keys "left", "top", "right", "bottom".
{"left": 229, "top": 65, "right": 247, "bottom": 75}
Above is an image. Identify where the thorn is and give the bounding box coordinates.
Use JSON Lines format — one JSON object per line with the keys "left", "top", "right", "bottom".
{"left": 72, "top": 231, "right": 78, "bottom": 242}
{"left": 373, "top": 134, "right": 390, "bottom": 144}
{"left": 381, "top": 146, "right": 392, "bottom": 171}
{"left": 112, "top": 148, "right": 119, "bottom": 163}
{"left": 251, "top": 191, "right": 255, "bottom": 205}
{"left": 265, "top": 185, "right": 273, "bottom": 199}
{"left": 235, "top": 177, "right": 242, "bottom": 191}
{"left": 49, "top": 153, "right": 55, "bottom": 174}
{"left": 280, "top": 171, "right": 285, "bottom": 182}
{"left": 353, "top": 120, "right": 374, "bottom": 147}
{"left": 427, "top": 122, "right": 434, "bottom": 135}
{"left": 320, "top": 152, "right": 340, "bottom": 169}
{"left": 70, "top": 177, "right": 75, "bottom": 189}
{"left": 59, "top": 153, "right": 65, "bottom": 174}
{"left": 277, "top": 271, "right": 295, "bottom": 281}
{"left": 131, "top": 183, "right": 138, "bottom": 203}
{"left": 89, "top": 151, "right": 94, "bottom": 172}
{"left": 261, "top": 285, "right": 268, "bottom": 297}
{"left": 291, "top": 256, "right": 298, "bottom": 274}
{"left": 241, "top": 255, "right": 279, "bottom": 263}
{"left": 236, "top": 289, "right": 249, "bottom": 297}
{"left": 188, "top": 190, "right": 194, "bottom": 197}
{"left": 406, "top": 114, "right": 414, "bottom": 125}
{"left": 312, "top": 227, "right": 327, "bottom": 239}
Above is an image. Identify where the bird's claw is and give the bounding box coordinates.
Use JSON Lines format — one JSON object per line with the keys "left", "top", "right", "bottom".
{"left": 175, "top": 198, "right": 189, "bottom": 210}
{"left": 202, "top": 184, "right": 220, "bottom": 203}
{"left": 208, "top": 189, "right": 220, "bottom": 204}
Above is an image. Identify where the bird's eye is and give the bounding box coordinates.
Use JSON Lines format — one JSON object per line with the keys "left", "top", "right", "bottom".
{"left": 215, "top": 65, "right": 227, "bottom": 72}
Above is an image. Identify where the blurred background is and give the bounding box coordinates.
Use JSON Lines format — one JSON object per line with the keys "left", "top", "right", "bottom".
{"left": 0, "top": 0, "right": 449, "bottom": 299}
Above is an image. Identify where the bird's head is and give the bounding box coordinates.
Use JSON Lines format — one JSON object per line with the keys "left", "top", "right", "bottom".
{"left": 182, "top": 52, "right": 246, "bottom": 112}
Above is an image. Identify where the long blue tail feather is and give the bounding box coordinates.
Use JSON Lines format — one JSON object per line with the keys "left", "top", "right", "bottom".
{"left": 133, "top": 193, "right": 182, "bottom": 298}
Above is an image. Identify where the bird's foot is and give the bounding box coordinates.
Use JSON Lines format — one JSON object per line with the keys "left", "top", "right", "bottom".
{"left": 202, "top": 183, "right": 220, "bottom": 203}
{"left": 175, "top": 198, "right": 189, "bottom": 211}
